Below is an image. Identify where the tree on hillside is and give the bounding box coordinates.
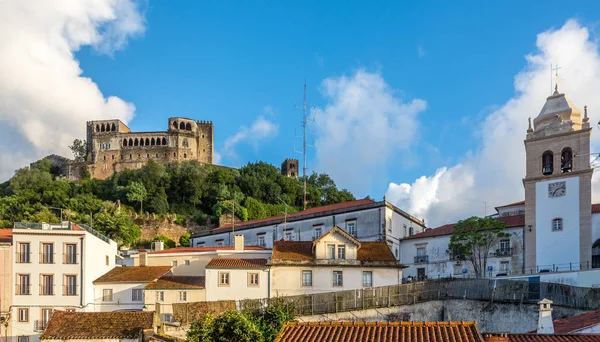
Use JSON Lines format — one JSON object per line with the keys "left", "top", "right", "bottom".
{"left": 126, "top": 181, "right": 147, "bottom": 215}
{"left": 69, "top": 139, "right": 87, "bottom": 162}
{"left": 179, "top": 232, "right": 191, "bottom": 247}
{"left": 447, "top": 216, "right": 509, "bottom": 278}
{"left": 93, "top": 209, "right": 141, "bottom": 246}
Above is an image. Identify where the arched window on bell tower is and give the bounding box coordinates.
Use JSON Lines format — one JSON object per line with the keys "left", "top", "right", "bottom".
{"left": 542, "top": 151, "right": 553, "bottom": 175}
{"left": 561, "top": 147, "right": 573, "bottom": 173}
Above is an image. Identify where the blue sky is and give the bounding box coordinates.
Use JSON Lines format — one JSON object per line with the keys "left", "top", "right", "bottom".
{"left": 4, "top": 1, "right": 600, "bottom": 225}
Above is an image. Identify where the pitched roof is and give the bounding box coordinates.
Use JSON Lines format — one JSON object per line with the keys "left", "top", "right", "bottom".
{"left": 0, "top": 229, "right": 12, "bottom": 243}
{"left": 93, "top": 266, "right": 172, "bottom": 284}
{"left": 274, "top": 321, "right": 485, "bottom": 342}
{"left": 145, "top": 276, "right": 205, "bottom": 289}
{"left": 403, "top": 214, "right": 525, "bottom": 240}
{"left": 41, "top": 311, "right": 154, "bottom": 340}
{"left": 495, "top": 201, "right": 525, "bottom": 209}
{"left": 148, "top": 246, "right": 270, "bottom": 255}
{"left": 271, "top": 240, "right": 398, "bottom": 263}
{"left": 313, "top": 226, "right": 361, "bottom": 248}
{"left": 507, "top": 335, "right": 600, "bottom": 342}
{"left": 213, "top": 199, "right": 376, "bottom": 232}
{"left": 206, "top": 258, "right": 268, "bottom": 269}
{"left": 552, "top": 309, "right": 600, "bottom": 334}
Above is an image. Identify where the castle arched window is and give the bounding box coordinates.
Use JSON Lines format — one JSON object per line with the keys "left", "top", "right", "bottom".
{"left": 162, "top": 138, "right": 167, "bottom": 145}
{"left": 182, "top": 139, "right": 189, "bottom": 148}
{"left": 140, "top": 138, "right": 144, "bottom": 146}
{"left": 173, "top": 152, "right": 176, "bottom": 157}
{"left": 542, "top": 151, "right": 554, "bottom": 175}
{"left": 100, "top": 143, "right": 104, "bottom": 149}
{"left": 561, "top": 148, "right": 573, "bottom": 173}
{"left": 180, "top": 122, "right": 185, "bottom": 130}
{"left": 129, "top": 138, "right": 133, "bottom": 146}
{"left": 111, "top": 123, "right": 116, "bottom": 131}
{"left": 552, "top": 218, "right": 563, "bottom": 231}
{"left": 156, "top": 138, "right": 160, "bottom": 146}
{"left": 96, "top": 124, "right": 100, "bottom": 132}
{"left": 147, "top": 154, "right": 150, "bottom": 159}
{"left": 184, "top": 153, "right": 187, "bottom": 159}
{"left": 201, "top": 134, "right": 205, "bottom": 139}
{"left": 145, "top": 138, "right": 150, "bottom": 146}
{"left": 123, "top": 139, "right": 128, "bottom": 147}
{"left": 134, "top": 138, "right": 139, "bottom": 146}
{"left": 107, "top": 143, "right": 110, "bottom": 149}
{"left": 155, "top": 153, "right": 159, "bottom": 158}
{"left": 103, "top": 155, "right": 106, "bottom": 161}
{"left": 129, "top": 154, "right": 132, "bottom": 159}
{"left": 101, "top": 124, "right": 105, "bottom": 132}
{"left": 151, "top": 138, "right": 155, "bottom": 146}
{"left": 173, "top": 121, "right": 178, "bottom": 129}
{"left": 112, "top": 155, "right": 115, "bottom": 160}
{"left": 185, "top": 123, "right": 192, "bottom": 131}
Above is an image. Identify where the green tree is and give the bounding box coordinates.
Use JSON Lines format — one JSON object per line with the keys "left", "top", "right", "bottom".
{"left": 179, "top": 232, "right": 191, "bottom": 247}
{"left": 186, "top": 310, "right": 263, "bottom": 342}
{"left": 447, "top": 216, "right": 510, "bottom": 277}
{"left": 93, "top": 210, "right": 141, "bottom": 246}
{"left": 154, "top": 234, "right": 176, "bottom": 249}
{"left": 69, "top": 139, "right": 87, "bottom": 162}
{"left": 126, "top": 181, "right": 147, "bottom": 214}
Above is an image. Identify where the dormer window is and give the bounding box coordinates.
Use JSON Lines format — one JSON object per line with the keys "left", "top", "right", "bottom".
{"left": 337, "top": 245, "right": 346, "bottom": 260}
{"left": 542, "top": 151, "right": 554, "bottom": 175}
{"left": 327, "top": 244, "right": 335, "bottom": 260}
{"left": 561, "top": 148, "right": 572, "bottom": 173}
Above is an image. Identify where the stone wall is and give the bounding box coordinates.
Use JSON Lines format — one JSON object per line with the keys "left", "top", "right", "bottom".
{"left": 136, "top": 216, "right": 214, "bottom": 244}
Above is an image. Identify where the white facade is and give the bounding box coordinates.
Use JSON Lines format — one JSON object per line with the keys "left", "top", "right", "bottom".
{"left": 93, "top": 282, "right": 147, "bottom": 312}
{"left": 205, "top": 267, "right": 269, "bottom": 301}
{"left": 10, "top": 222, "right": 117, "bottom": 342}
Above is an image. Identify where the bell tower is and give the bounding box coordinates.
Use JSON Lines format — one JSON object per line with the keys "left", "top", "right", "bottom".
{"left": 523, "top": 86, "right": 592, "bottom": 273}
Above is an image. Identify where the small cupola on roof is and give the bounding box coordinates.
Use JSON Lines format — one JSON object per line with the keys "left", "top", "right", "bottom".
{"left": 531, "top": 85, "right": 588, "bottom": 138}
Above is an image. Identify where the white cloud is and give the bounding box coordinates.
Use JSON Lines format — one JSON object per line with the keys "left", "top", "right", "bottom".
{"left": 221, "top": 116, "right": 279, "bottom": 161}
{"left": 312, "top": 70, "right": 427, "bottom": 194}
{"left": 386, "top": 20, "right": 600, "bottom": 227}
{"left": 0, "top": 0, "right": 145, "bottom": 181}
{"left": 418, "top": 44, "right": 426, "bottom": 58}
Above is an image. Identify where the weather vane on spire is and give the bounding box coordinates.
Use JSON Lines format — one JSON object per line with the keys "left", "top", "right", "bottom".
{"left": 551, "top": 64, "right": 562, "bottom": 95}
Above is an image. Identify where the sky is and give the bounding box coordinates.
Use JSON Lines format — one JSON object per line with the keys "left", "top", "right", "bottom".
{"left": 3, "top": 1, "right": 600, "bottom": 226}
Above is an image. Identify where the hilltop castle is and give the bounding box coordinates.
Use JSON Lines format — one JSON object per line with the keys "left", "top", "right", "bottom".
{"left": 70, "top": 117, "right": 214, "bottom": 179}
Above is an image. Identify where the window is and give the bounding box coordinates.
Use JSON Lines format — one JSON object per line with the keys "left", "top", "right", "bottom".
{"left": 314, "top": 227, "right": 322, "bottom": 240}
{"left": 106, "top": 255, "right": 109, "bottom": 266}
{"left": 257, "top": 234, "right": 266, "bottom": 247}
{"left": 41, "top": 275, "right": 53, "bottom": 295}
{"left": 417, "top": 247, "right": 426, "bottom": 256}
{"left": 196, "top": 242, "right": 205, "bottom": 247}
{"left": 156, "top": 291, "right": 164, "bottom": 302}
{"left": 327, "top": 244, "right": 335, "bottom": 260}
{"left": 216, "top": 240, "right": 224, "bottom": 247}
{"left": 18, "top": 308, "right": 28, "bottom": 322}
{"left": 363, "top": 271, "right": 373, "bottom": 287}
{"left": 41, "top": 308, "right": 52, "bottom": 329}
{"left": 41, "top": 243, "right": 54, "bottom": 264}
{"left": 346, "top": 221, "right": 356, "bottom": 236}
{"left": 179, "top": 291, "right": 187, "bottom": 302}
{"left": 337, "top": 245, "right": 346, "bottom": 260}
{"left": 562, "top": 148, "right": 573, "bottom": 172}
{"left": 185, "top": 260, "right": 190, "bottom": 266}
{"left": 65, "top": 244, "right": 77, "bottom": 264}
{"left": 333, "top": 271, "right": 343, "bottom": 287}
{"left": 18, "top": 274, "right": 30, "bottom": 295}
{"left": 65, "top": 275, "right": 77, "bottom": 296}
{"left": 132, "top": 289, "right": 144, "bottom": 301}
{"left": 285, "top": 230, "right": 293, "bottom": 241}
{"left": 500, "top": 261, "right": 510, "bottom": 273}
{"left": 408, "top": 227, "right": 414, "bottom": 236}
{"left": 102, "top": 289, "right": 113, "bottom": 302}
{"left": 302, "top": 270, "right": 312, "bottom": 286}
{"left": 184, "top": 153, "right": 187, "bottom": 159}
{"left": 248, "top": 273, "right": 259, "bottom": 286}
{"left": 499, "top": 239, "right": 511, "bottom": 255}
{"left": 18, "top": 242, "right": 30, "bottom": 263}
{"left": 552, "top": 218, "right": 563, "bottom": 231}
{"left": 415, "top": 246, "right": 428, "bottom": 263}
{"left": 18, "top": 337, "right": 28, "bottom": 342}
{"left": 172, "top": 260, "right": 178, "bottom": 267}
{"left": 219, "top": 272, "right": 230, "bottom": 286}
{"left": 542, "top": 151, "right": 554, "bottom": 175}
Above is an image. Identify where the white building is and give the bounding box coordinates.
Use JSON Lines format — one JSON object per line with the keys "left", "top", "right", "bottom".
{"left": 204, "top": 258, "right": 269, "bottom": 301}
{"left": 269, "top": 227, "right": 404, "bottom": 296}
{"left": 144, "top": 275, "right": 205, "bottom": 317}
{"left": 191, "top": 198, "right": 426, "bottom": 261}
{"left": 10, "top": 222, "right": 118, "bottom": 342}
{"left": 92, "top": 265, "right": 172, "bottom": 312}
{"left": 0, "top": 229, "right": 12, "bottom": 342}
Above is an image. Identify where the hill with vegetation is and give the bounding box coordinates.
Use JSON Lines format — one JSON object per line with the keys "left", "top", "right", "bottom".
{"left": 0, "top": 159, "right": 355, "bottom": 246}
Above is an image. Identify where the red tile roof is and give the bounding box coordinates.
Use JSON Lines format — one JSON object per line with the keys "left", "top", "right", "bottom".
{"left": 403, "top": 214, "right": 525, "bottom": 240}
{"left": 41, "top": 311, "right": 154, "bottom": 340}
{"left": 0, "top": 229, "right": 12, "bottom": 243}
{"left": 148, "top": 246, "right": 270, "bottom": 254}
{"left": 506, "top": 335, "right": 600, "bottom": 342}
{"left": 145, "top": 276, "right": 205, "bottom": 289}
{"left": 93, "top": 266, "right": 172, "bottom": 283}
{"left": 271, "top": 240, "right": 398, "bottom": 263}
{"left": 206, "top": 258, "right": 268, "bottom": 269}
{"left": 495, "top": 201, "right": 525, "bottom": 209}
{"left": 213, "top": 199, "right": 376, "bottom": 232}
{"left": 275, "top": 321, "right": 485, "bottom": 342}
{"left": 551, "top": 309, "right": 600, "bottom": 334}
{"left": 593, "top": 204, "right": 600, "bottom": 214}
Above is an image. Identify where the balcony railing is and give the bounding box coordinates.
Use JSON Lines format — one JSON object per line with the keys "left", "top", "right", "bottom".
{"left": 414, "top": 255, "right": 429, "bottom": 263}
{"left": 63, "top": 285, "right": 78, "bottom": 296}
{"left": 15, "top": 284, "right": 31, "bottom": 295}
{"left": 39, "top": 252, "right": 55, "bottom": 264}
{"left": 15, "top": 252, "right": 31, "bottom": 264}
{"left": 39, "top": 284, "right": 54, "bottom": 296}
{"left": 495, "top": 248, "right": 513, "bottom": 256}
{"left": 63, "top": 253, "right": 79, "bottom": 264}
{"left": 34, "top": 320, "right": 47, "bottom": 332}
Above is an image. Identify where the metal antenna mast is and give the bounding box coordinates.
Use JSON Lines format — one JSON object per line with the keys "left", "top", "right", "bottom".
{"left": 294, "top": 81, "right": 313, "bottom": 210}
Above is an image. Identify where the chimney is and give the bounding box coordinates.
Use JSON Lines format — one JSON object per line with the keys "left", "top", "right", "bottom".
{"left": 140, "top": 251, "right": 148, "bottom": 267}
{"left": 234, "top": 235, "right": 244, "bottom": 251}
{"left": 484, "top": 334, "right": 508, "bottom": 342}
{"left": 537, "top": 298, "right": 554, "bottom": 334}
{"left": 153, "top": 240, "right": 164, "bottom": 251}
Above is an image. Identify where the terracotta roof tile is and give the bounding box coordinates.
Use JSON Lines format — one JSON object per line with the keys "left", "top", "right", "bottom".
{"left": 0, "top": 229, "right": 12, "bottom": 243}
{"left": 145, "top": 276, "right": 205, "bottom": 289}
{"left": 593, "top": 203, "right": 600, "bottom": 214}
{"left": 275, "top": 321, "right": 485, "bottom": 342}
{"left": 41, "top": 311, "right": 154, "bottom": 340}
{"left": 357, "top": 242, "right": 397, "bottom": 261}
{"left": 404, "top": 214, "right": 525, "bottom": 240}
{"left": 272, "top": 241, "right": 398, "bottom": 263}
{"left": 206, "top": 258, "right": 268, "bottom": 269}
{"left": 507, "top": 334, "right": 600, "bottom": 342}
{"left": 551, "top": 309, "right": 600, "bottom": 334}
{"left": 148, "top": 246, "right": 270, "bottom": 254}
{"left": 93, "top": 266, "right": 172, "bottom": 283}
{"left": 213, "top": 199, "right": 376, "bottom": 232}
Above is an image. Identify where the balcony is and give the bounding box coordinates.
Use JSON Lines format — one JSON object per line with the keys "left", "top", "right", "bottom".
{"left": 63, "top": 285, "right": 78, "bottom": 296}
{"left": 495, "top": 248, "right": 512, "bottom": 256}
{"left": 15, "top": 252, "right": 31, "bottom": 264}
{"left": 414, "top": 255, "right": 429, "bottom": 263}
{"left": 34, "top": 320, "right": 47, "bottom": 332}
